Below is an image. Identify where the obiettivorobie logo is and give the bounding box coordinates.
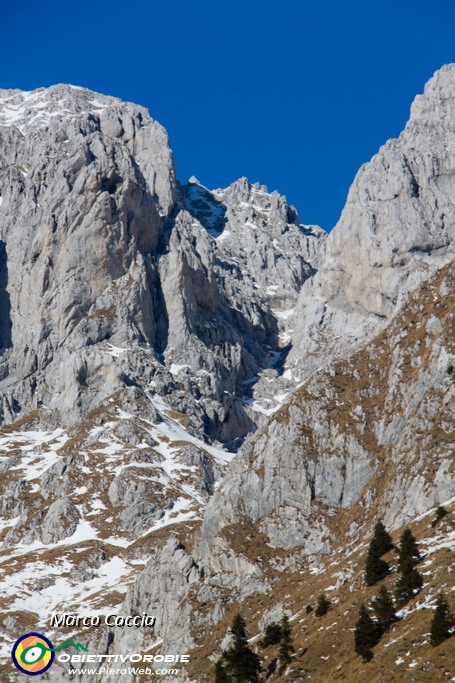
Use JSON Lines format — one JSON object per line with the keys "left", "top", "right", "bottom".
{"left": 11, "top": 633, "right": 88, "bottom": 676}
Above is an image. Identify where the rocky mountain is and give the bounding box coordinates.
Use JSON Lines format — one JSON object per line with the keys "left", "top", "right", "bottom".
{"left": 0, "top": 84, "right": 323, "bottom": 443}
{"left": 0, "top": 66, "right": 455, "bottom": 682}
{"left": 288, "top": 64, "right": 455, "bottom": 379}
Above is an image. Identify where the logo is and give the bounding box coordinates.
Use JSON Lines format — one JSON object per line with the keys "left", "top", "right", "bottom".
{"left": 11, "top": 633, "right": 87, "bottom": 676}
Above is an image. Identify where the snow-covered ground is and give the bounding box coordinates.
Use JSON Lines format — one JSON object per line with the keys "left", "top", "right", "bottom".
{"left": 0, "top": 393, "right": 234, "bottom": 657}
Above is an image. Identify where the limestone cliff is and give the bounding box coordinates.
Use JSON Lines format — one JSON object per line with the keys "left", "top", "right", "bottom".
{"left": 288, "top": 63, "right": 455, "bottom": 378}
{"left": 0, "top": 84, "right": 323, "bottom": 442}
{"left": 0, "top": 67, "right": 455, "bottom": 683}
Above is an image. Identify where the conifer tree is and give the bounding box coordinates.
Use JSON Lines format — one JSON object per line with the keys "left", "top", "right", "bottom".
{"left": 395, "top": 528, "right": 423, "bottom": 607}
{"left": 222, "top": 614, "right": 261, "bottom": 682}
{"left": 354, "top": 604, "right": 380, "bottom": 662}
{"left": 395, "top": 568, "right": 423, "bottom": 607}
{"left": 277, "top": 615, "right": 294, "bottom": 674}
{"left": 371, "top": 585, "right": 396, "bottom": 633}
{"left": 397, "top": 528, "right": 420, "bottom": 571}
{"left": 430, "top": 594, "right": 454, "bottom": 647}
{"left": 315, "top": 594, "right": 331, "bottom": 616}
{"left": 372, "top": 520, "right": 394, "bottom": 556}
{"left": 365, "top": 538, "right": 389, "bottom": 586}
{"left": 364, "top": 521, "right": 393, "bottom": 586}
{"left": 260, "top": 622, "right": 282, "bottom": 648}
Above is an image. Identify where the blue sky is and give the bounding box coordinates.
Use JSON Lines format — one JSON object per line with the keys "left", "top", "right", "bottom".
{"left": 1, "top": 0, "right": 455, "bottom": 231}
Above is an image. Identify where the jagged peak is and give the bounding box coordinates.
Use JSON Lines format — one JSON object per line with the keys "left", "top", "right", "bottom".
{"left": 1, "top": 69, "right": 455, "bottom": 683}
{"left": 410, "top": 62, "right": 455, "bottom": 122}
{"left": 187, "top": 175, "right": 203, "bottom": 186}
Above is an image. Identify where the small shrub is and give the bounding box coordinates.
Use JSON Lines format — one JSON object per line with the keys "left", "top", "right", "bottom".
{"left": 431, "top": 506, "right": 448, "bottom": 528}
{"left": 315, "top": 594, "right": 331, "bottom": 617}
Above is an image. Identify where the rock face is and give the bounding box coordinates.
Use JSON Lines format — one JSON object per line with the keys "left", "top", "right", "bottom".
{"left": 96, "top": 65, "right": 455, "bottom": 679}
{"left": 0, "top": 85, "right": 176, "bottom": 425}
{"left": 178, "top": 177, "right": 325, "bottom": 435}
{"left": 198, "top": 263, "right": 455, "bottom": 577}
{"left": 0, "top": 85, "right": 324, "bottom": 442}
{"left": 1, "top": 68, "right": 455, "bottom": 682}
{"left": 288, "top": 63, "right": 455, "bottom": 379}
{"left": 0, "top": 82, "right": 325, "bottom": 682}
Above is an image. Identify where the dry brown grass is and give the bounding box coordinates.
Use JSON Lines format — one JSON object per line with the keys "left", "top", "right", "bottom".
{"left": 186, "top": 508, "right": 455, "bottom": 682}
{"left": 88, "top": 305, "right": 116, "bottom": 319}
{"left": 184, "top": 265, "right": 455, "bottom": 681}
{"left": 0, "top": 410, "right": 42, "bottom": 433}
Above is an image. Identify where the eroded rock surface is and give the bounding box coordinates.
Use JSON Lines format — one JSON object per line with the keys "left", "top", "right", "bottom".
{"left": 1, "top": 68, "right": 455, "bottom": 682}
{"left": 289, "top": 63, "right": 455, "bottom": 378}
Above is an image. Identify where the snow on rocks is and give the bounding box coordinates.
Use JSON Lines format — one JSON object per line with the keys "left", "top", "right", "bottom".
{"left": 0, "top": 391, "right": 233, "bottom": 633}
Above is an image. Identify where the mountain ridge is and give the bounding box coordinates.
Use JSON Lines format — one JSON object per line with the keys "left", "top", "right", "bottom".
{"left": 0, "top": 66, "right": 454, "bottom": 681}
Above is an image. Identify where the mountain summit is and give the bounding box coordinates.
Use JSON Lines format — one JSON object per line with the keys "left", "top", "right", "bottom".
{"left": 0, "top": 68, "right": 454, "bottom": 681}
{"left": 0, "top": 83, "right": 322, "bottom": 439}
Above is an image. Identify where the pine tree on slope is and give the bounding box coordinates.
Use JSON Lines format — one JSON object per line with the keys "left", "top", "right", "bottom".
{"left": 371, "top": 585, "right": 397, "bottom": 633}
{"left": 397, "top": 528, "right": 420, "bottom": 571}
{"left": 365, "top": 538, "right": 389, "bottom": 586}
{"left": 395, "top": 528, "right": 423, "bottom": 607}
{"left": 214, "top": 659, "right": 231, "bottom": 683}
{"left": 354, "top": 604, "right": 381, "bottom": 662}
{"left": 430, "top": 594, "right": 455, "bottom": 647}
{"left": 372, "top": 520, "right": 394, "bottom": 556}
{"left": 278, "top": 615, "right": 294, "bottom": 674}
{"left": 260, "top": 622, "right": 282, "bottom": 648}
{"left": 221, "top": 614, "right": 261, "bottom": 683}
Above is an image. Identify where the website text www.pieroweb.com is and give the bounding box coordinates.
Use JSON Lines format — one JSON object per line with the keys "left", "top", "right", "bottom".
{"left": 11, "top": 631, "right": 190, "bottom": 677}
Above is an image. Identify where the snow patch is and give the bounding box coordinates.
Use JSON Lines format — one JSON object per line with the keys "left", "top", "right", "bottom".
{"left": 106, "top": 343, "right": 127, "bottom": 358}
{"left": 274, "top": 308, "right": 295, "bottom": 321}
{"left": 169, "top": 363, "right": 190, "bottom": 375}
